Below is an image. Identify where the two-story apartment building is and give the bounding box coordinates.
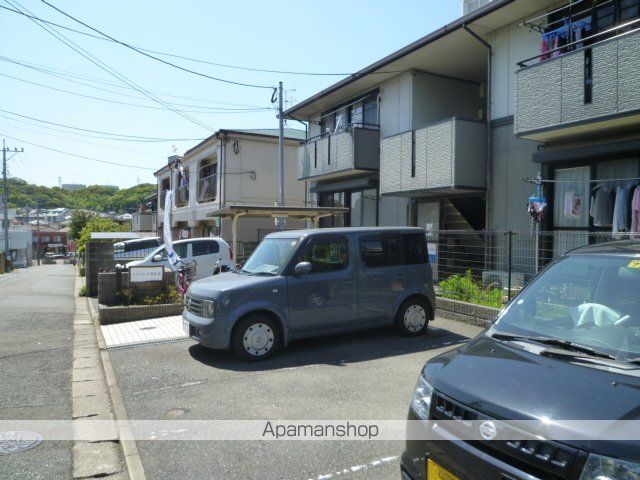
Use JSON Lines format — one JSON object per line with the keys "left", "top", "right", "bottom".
{"left": 286, "top": 0, "right": 640, "bottom": 259}
{"left": 155, "top": 128, "right": 307, "bottom": 256}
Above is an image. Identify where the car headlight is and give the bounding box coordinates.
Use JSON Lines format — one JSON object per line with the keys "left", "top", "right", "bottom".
{"left": 202, "top": 300, "right": 214, "bottom": 318}
{"left": 579, "top": 453, "right": 640, "bottom": 480}
{"left": 411, "top": 374, "right": 434, "bottom": 420}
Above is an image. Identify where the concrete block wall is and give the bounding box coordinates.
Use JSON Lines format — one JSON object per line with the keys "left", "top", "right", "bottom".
{"left": 98, "top": 270, "right": 176, "bottom": 306}
{"left": 85, "top": 242, "right": 118, "bottom": 297}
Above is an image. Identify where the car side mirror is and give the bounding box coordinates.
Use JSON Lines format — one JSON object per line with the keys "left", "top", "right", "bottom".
{"left": 153, "top": 254, "right": 163, "bottom": 262}
{"left": 294, "top": 261, "right": 312, "bottom": 276}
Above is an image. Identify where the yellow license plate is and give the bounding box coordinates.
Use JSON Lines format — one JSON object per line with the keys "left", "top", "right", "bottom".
{"left": 428, "top": 459, "right": 460, "bottom": 480}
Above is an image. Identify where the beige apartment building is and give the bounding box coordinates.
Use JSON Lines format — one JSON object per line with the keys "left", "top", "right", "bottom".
{"left": 155, "top": 128, "right": 307, "bottom": 257}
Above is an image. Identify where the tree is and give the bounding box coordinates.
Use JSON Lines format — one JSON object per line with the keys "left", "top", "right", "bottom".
{"left": 77, "top": 217, "right": 131, "bottom": 254}
{"left": 69, "top": 210, "right": 95, "bottom": 240}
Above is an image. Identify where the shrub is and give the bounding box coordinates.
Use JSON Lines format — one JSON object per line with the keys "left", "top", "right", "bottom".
{"left": 439, "top": 270, "right": 503, "bottom": 308}
{"left": 142, "top": 285, "right": 181, "bottom": 305}
{"left": 78, "top": 285, "right": 87, "bottom": 297}
{"left": 120, "top": 288, "right": 135, "bottom": 306}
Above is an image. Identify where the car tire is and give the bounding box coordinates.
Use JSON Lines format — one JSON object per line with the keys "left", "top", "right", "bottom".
{"left": 396, "top": 298, "right": 430, "bottom": 336}
{"left": 232, "top": 315, "right": 281, "bottom": 361}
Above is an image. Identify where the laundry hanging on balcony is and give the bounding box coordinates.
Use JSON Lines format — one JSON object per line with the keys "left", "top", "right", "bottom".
{"left": 563, "top": 187, "right": 583, "bottom": 220}
{"left": 528, "top": 195, "right": 547, "bottom": 223}
{"left": 539, "top": 18, "right": 592, "bottom": 61}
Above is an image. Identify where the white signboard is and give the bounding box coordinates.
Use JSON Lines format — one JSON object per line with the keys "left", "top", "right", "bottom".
{"left": 129, "top": 266, "right": 164, "bottom": 283}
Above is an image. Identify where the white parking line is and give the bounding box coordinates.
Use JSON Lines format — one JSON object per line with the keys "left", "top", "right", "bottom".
{"left": 307, "top": 455, "right": 398, "bottom": 480}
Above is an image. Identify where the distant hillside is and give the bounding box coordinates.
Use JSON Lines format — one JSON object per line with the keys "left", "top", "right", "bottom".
{"left": 5, "top": 178, "right": 156, "bottom": 213}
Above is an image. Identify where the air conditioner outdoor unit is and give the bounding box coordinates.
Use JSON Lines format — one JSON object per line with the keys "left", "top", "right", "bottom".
{"left": 482, "top": 270, "right": 525, "bottom": 289}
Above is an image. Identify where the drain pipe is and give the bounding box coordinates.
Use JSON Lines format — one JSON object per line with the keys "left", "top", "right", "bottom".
{"left": 463, "top": 24, "right": 492, "bottom": 230}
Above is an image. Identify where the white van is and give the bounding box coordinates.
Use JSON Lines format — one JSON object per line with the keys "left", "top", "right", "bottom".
{"left": 126, "top": 238, "right": 234, "bottom": 280}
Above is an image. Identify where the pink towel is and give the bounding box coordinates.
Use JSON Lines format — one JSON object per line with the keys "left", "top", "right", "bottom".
{"left": 631, "top": 186, "right": 640, "bottom": 236}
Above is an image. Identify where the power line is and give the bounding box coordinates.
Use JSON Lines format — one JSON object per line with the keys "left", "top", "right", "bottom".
{"left": 0, "top": 120, "right": 162, "bottom": 158}
{"left": 0, "top": 112, "right": 202, "bottom": 144}
{"left": 6, "top": 0, "right": 213, "bottom": 132}
{"left": 0, "top": 55, "right": 269, "bottom": 108}
{"left": 1, "top": 4, "right": 405, "bottom": 77}
{"left": 40, "top": 0, "right": 276, "bottom": 89}
{"left": 0, "top": 71, "right": 273, "bottom": 113}
{"left": 0, "top": 133, "right": 156, "bottom": 170}
{"left": 0, "top": 109, "right": 205, "bottom": 142}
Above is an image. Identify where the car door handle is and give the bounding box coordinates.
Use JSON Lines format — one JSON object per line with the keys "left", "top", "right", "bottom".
{"left": 342, "top": 279, "right": 353, "bottom": 285}
{"left": 394, "top": 274, "right": 405, "bottom": 279}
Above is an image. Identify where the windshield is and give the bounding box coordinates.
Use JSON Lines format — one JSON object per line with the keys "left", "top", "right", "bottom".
{"left": 143, "top": 245, "right": 166, "bottom": 262}
{"left": 241, "top": 238, "right": 300, "bottom": 275}
{"left": 491, "top": 254, "right": 640, "bottom": 360}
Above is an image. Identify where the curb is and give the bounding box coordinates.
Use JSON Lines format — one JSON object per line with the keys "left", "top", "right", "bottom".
{"left": 87, "top": 295, "right": 147, "bottom": 480}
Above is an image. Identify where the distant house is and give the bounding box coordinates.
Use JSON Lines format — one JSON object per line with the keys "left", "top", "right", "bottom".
{"left": 30, "top": 226, "right": 68, "bottom": 256}
{"left": 61, "top": 183, "right": 86, "bottom": 191}
{"left": 44, "top": 208, "right": 71, "bottom": 224}
{"left": 155, "top": 128, "right": 307, "bottom": 257}
{"left": 0, "top": 227, "right": 33, "bottom": 268}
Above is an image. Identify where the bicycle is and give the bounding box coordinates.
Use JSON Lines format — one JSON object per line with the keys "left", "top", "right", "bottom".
{"left": 175, "top": 258, "right": 197, "bottom": 296}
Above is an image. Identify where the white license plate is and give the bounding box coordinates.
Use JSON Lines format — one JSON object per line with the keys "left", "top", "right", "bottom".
{"left": 183, "top": 319, "right": 190, "bottom": 336}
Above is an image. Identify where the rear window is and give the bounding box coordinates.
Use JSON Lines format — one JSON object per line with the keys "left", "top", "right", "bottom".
{"left": 360, "top": 237, "right": 402, "bottom": 267}
{"left": 192, "top": 241, "right": 219, "bottom": 256}
{"left": 360, "top": 233, "right": 427, "bottom": 267}
{"left": 403, "top": 233, "right": 427, "bottom": 265}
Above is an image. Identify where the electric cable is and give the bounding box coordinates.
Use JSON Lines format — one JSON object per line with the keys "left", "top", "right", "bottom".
{"left": 6, "top": 0, "right": 213, "bottom": 131}
{"left": 0, "top": 71, "right": 273, "bottom": 113}
{"left": 0, "top": 133, "right": 157, "bottom": 170}
{"left": 2, "top": 4, "right": 405, "bottom": 77}
{"left": 40, "top": 0, "right": 276, "bottom": 89}
{"left": 0, "top": 109, "right": 206, "bottom": 142}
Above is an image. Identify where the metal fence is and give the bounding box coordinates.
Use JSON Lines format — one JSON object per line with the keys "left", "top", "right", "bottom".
{"left": 429, "top": 230, "right": 638, "bottom": 301}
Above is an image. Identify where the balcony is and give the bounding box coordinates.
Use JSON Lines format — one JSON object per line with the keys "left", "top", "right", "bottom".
{"left": 297, "top": 126, "right": 380, "bottom": 181}
{"left": 197, "top": 174, "right": 217, "bottom": 203}
{"left": 379, "top": 118, "right": 486, "bottom": 196}
{"left": 515, "top": 26, "right": 640, "bottom": 141}
{"left": 175, "top": 184, "right": 189, "bottom": 207}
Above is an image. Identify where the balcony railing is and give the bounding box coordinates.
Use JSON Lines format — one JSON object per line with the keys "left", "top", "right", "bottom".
{"left": 515, "top": 18, "right": 640, "bottom": 140}
{"left": 379, "top": 118, "right": 486, "bottom": 196}
{"left": 197, "top": 174, "right": 217, "bottom": 203}
{"left": 175, "top": 184, "right": 189, "bottom": 207}
{"left": 297, "top": 125, "right": 380, "bottom": 181}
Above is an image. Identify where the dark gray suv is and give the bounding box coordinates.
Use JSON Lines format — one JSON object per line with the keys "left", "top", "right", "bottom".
{"left": 182, "top": 227, "right": 435, "bottom": 360}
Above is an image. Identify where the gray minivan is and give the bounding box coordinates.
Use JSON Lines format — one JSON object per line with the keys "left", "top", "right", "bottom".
{"left": 182, "top": 227, "right": 435, "bottom": 360}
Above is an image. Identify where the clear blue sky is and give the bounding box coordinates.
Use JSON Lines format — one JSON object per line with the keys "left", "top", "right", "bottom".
{"left": 1, "top": 0, "right": 461, "bottom": 188}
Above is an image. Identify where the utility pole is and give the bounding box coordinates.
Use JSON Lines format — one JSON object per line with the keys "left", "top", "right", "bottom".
{"left": 277, "top": 81, "right": 285, "bottom": 230}
{"left": 2, "top": 139, "right": 24, "bottom": 272}
{"left": 36, "top": 201, "right": 41, "bottom": 266}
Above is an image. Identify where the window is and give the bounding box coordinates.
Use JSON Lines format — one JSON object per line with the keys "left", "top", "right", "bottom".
{"left": 302, "top": 238, "right": 349, "bottom": 273}
{"left": 349, "top": 101, "right": 364, "bottom": 127}
{"left": 363, "top": 93, "right": 378, "bottom": 127}
{"left": 403, "top": 234, "right": 428, "bottom": 265}
{"left": 360, "top": 236, "right": 402, "bottom": 268}
{"left": 319, "top": 192, "right": 348, "bottom": 227}
{"left": 192, "top": 241, "right": 219, "bottom": 256}
{"left": 43, "top": 236, "right": 50, "bottom": 243}
{"left": 320, "top": 113, "right": 335, "bottom": 135}
{"left": 172, "top": 243, "right": 188, "bottom": 258}
{"left": 54, "top": 236, "right": 61, "bottom": 242}
{"left": 198, "top": 160, "right": 217, "bottom": 202}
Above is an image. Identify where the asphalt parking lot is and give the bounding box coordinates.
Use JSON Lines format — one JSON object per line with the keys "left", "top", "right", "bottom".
{"left": 108, "top": 317, "right": 482, "bottom": 480}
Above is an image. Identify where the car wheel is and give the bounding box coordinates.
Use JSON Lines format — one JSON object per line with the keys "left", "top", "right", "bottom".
{"left": 232, "top": 315, "right": 281, "bottom": 361}
{"left": 396, "top": 298, "right": 430, "bottom": 336}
